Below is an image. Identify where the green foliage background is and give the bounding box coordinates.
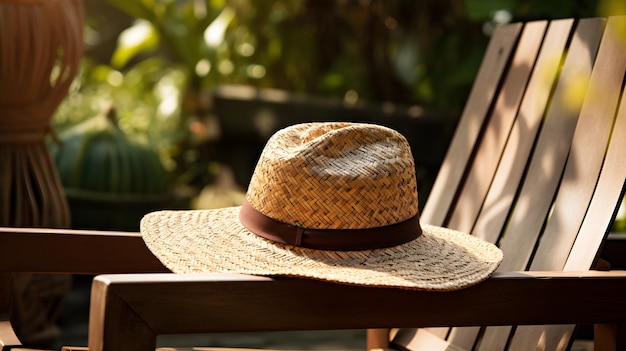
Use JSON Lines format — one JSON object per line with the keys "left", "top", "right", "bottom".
{"left": 54, "top": 0, "right": 625, "bottom": 204}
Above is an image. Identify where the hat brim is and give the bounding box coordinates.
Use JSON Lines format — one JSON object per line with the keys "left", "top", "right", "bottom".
{"left": 141, "top": 207, "right": 503, "bottom": 291}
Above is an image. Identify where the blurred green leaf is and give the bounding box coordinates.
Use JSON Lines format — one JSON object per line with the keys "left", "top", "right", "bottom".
{"left": 111, "top": 20, "right": 159, "bottom": 69}
{"left": 203, "top": 7, "right": 235, "bottom": 47}
{"left": 90, "top": 64, "right": 116, "bottom": 83}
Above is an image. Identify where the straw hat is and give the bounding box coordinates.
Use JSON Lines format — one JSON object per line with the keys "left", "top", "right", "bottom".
{"left": 141, "top": 122, "right": 502, "bottom": 291}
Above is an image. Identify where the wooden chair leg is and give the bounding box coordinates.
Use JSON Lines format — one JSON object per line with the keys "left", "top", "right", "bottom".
{"left": 594, "top": 323, "right": 626, "bottom": 351}
{"left": 88, "top": 279, "right": 156, "bottom": 351}
{"left": 367, "top": 328, "right": 390, "bottom": 350}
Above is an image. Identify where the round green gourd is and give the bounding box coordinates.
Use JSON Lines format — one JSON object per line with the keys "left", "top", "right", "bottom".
{"left": 49, "top": 106, "right": 171, "bottom": 230}
{"left": 50, "top": 107, "right": 169, "bottom": 197}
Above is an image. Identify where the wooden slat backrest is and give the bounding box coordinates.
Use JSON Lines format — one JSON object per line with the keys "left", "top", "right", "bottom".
{"left": 451, "top": 17, "right": 597, "bottom": 349}
{"left": 471, "top": 17, "right": 600, "bottom": 245}
{"left": 394, "top": 16, "right": 624, "bottom": 351}
{"left": 504, "top": 15, "right": 626, "bottom": 351}
{"left": 419, "top": 22, "right": 522, "bottom": 226}
{"left": 407, "top": 20, "right": 537, "bottom": 345}
{"left": 471, "top": 16, "right": 606, "bottom": 350}
{"left": 443, "top": 19, "right": 548, "bottom": 234}
{"left": 402, "top": 17, "right": 577, "bottom": 348}
{"left": 415, "top": 19, "right": 553, "bottom": 345}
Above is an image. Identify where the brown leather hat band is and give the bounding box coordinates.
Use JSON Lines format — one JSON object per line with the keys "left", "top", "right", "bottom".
{"left": 239, "top": 199, "right": 422, "bottom": 251}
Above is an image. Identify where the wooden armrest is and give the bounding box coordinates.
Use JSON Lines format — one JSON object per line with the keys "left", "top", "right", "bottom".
{"left": 88, "top": 271, "right": 626, "bottom": 351}
{"left": 0, "top": 227, "right": 168, "bottom": 351}
{"left": 0, "top": 227, "right": 169, "bottom": 274}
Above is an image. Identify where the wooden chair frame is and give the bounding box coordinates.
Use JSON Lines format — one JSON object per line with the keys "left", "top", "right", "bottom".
{"left": 88, "top": 271, "right": 626, "bottom": 351}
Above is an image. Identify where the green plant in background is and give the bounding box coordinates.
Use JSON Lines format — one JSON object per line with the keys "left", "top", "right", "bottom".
{"left": 53, "top": 0, "right": 626, "bottom": 206}
{"left": 51, "top": 87, "right": 177, "bottom": 230}
{"left": 96, "top": 0, "right": 615, "bottom": 122}
{"left": 51, "top": 104, "right": 169, "bottom": 195}
{"left": 65, "top": 0, "right": 489, "bottom": 191}
{"left": 53, "top": 57, "right": 186, "bottom": 173}
{"left": 77, "top": 0, "right": 282, "bottom": 189}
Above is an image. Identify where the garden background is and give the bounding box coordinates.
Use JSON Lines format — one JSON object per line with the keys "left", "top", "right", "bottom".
{"left": 51, "top": 0, "right": 626, "bottom": 231}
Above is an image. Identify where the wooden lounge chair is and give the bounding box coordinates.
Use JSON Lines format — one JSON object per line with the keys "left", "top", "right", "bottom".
{"left": 86, "top": 16, "right": 626, "bottom": 351}
{"left": 2, "top": 15, "right": 626, "bottom": 351}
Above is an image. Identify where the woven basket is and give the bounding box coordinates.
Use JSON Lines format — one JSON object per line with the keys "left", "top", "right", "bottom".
{"left": 0, "top": 0, "right": 83, "bottom": 227}
{"left": 0, "top": 0, "right": 83, "bottom": 348}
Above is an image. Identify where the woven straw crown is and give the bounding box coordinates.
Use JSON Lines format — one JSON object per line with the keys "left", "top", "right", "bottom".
{"left": 246, "top": 122, "right": 419, "bottom": 230}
